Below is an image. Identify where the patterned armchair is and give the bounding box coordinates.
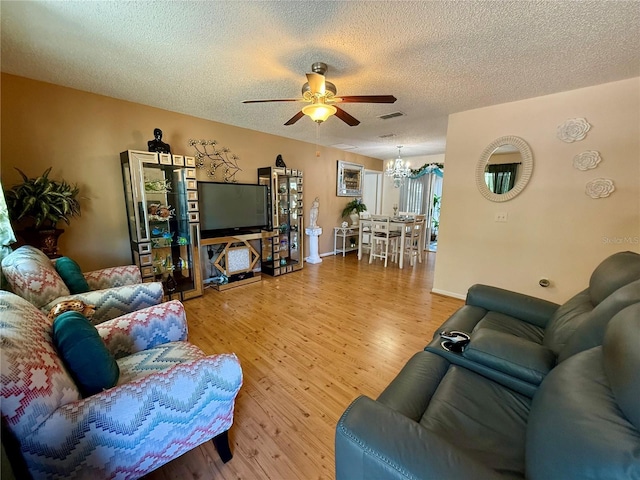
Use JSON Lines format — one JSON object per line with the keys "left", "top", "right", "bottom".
{"left": 1, "top": 245, "right": 164, "bottom": 323}
{"left": 0, "top": 291, "right": 243, "bottom": 479}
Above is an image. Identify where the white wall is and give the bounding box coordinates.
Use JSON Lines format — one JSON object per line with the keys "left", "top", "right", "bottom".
{"left": 363, "top": 170, "right": 382, "bottom": 214}
{"left": 433, "top": 78, "right": 640, "bottom": 302}
{"left": 381, "top": 176, "right": 400, "bottom": 215}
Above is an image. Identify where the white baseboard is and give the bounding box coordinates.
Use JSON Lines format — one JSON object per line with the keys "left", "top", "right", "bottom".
{"left": 302, "top": 252, "right": 333, "bottom": 264}
{"left": 431, "top": 288, "right": 466, "bottom": 300}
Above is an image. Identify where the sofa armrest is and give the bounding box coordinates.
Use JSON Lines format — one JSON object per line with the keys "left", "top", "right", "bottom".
{"left": 21, "top": 354, "right": 243, "bottom": 479}
{"left": 96, "top": 300, "right": 188, "bottom": 358}
{"left": 431, "top": 305, "right": 488, "bottom": 339}
{"left": 83, "top": 265, "right": 143, "bottom": 290}
{"left": 466, "top": 284, "right": 560, "bottom": 328}
{"left": 463, "top": 329, "right": 556, "bottom": 385}
{"left": 336, "top": 396, "right": 503, "bottom": 480}
{"left": 376, "top": 351, "right": 449, "bottom": 421}
{"left": 42, "top": 282, "right": 164, "bottom": 323}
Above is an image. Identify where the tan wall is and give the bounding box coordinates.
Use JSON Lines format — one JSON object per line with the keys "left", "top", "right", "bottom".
{"left": 1, "top": 74, "right": 383, "bottom": 270}
{"left": 434, "top": 77, "right": 640, "bottom": 302}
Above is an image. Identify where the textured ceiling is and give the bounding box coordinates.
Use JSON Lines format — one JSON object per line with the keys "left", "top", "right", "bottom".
{"left": 1, "top": 1, "right": 639, "bottom": 160}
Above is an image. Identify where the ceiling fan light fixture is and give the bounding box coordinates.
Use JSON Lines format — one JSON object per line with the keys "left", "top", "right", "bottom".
{"left": 302, "top": 103, "right": 337, "bottom": 123}
{"left": 244, "top": 62, "right": 395, "bottom": 127}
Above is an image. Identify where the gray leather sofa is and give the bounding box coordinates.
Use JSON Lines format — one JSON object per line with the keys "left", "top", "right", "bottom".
{"left": 335, "top": 303, "right": 640, "bottom": 479}
{"left": 426, "top": 251, "right": 640, "bottom": 396}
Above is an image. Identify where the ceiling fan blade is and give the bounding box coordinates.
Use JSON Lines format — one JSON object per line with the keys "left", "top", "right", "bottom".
{"left": 243, "top": 99, "right": 302, "bottom": 103}
{"left": 334, "top": 106, "right": 360, "bottom": 126}
{"left": 284, "top": 111, "right": 305, "bottom": 126}
{"left": 334, "top": 95, "right": 397, "bottom": 104}
{"left": 306, "top": 72, "right": 326, "bottom": 95}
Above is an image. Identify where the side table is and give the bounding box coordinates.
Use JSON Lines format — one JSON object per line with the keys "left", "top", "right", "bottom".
{"left": 334, "top": 225, "right": 360, "bottom": 256}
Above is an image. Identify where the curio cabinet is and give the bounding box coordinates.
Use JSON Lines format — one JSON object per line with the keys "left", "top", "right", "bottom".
{"left": 121, "top": 150, "right": 202, "bottom": 299}
{"left": 257, "top": 167, "right": 304, "bottom": 276}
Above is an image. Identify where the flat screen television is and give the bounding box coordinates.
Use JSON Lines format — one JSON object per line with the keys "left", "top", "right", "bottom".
{"left": 197, "top": 181, "right": 269, "bottom": 238}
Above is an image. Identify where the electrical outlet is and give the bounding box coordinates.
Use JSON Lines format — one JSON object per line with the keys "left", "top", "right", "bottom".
{"left": 495, "top": 212, "right": 508, "bottom": 222}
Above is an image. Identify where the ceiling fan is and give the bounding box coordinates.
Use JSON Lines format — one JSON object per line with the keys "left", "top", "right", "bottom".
{"left": 243, "top": 62, "right": 397, "bottom": 126}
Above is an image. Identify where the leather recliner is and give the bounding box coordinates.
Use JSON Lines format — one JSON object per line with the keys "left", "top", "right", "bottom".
{"left": 335, "top": 303, "right": 640, "bottom": 479}
{"left": 425, "top": 251, "right": 640, "bottom": 396}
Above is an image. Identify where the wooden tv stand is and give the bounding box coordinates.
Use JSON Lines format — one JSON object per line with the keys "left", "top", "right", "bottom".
{"left": 200, "top": 232, "right": 274, "bottom": 291}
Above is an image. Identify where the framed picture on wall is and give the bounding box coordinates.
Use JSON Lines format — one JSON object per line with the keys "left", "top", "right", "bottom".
{"left": 337, "top": 161, "right": 364, "bottom": 196}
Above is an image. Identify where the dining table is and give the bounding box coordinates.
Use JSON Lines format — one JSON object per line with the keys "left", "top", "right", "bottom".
{"left": 357, "top": 217, "right": 420, "bottom": 269}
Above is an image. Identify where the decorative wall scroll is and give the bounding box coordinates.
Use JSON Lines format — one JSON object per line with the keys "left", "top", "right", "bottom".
{"left": 556, "top": 118, "right": 615, "bottom": 199}
{"left": 189, "top": 139, "right": 242, "bottom": 182}
{"left": 557, "top": 117, "right": 591, "bottom": 143}
{"left": 585, "top": 178, "right": 615, "bottom": 199}
{"left": 573, "top": 151, "right": 601, "bottom": 171}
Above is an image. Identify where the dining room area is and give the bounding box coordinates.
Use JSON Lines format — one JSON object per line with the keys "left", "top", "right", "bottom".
{"left": 333, "top": 152, "right": 443, "bottom": 270}
{"left": 356, "top": 213, "right": 428, "bottom": 269}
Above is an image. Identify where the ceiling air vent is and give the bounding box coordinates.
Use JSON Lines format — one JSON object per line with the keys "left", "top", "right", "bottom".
{"left": 377, "top": 111, "right": 405, "bottom": 120}
{"left": 331, "top": 143, "right": 357, "bottom": 150}
{"left": 378, "top": 133, "right": 396, "bottom": 139}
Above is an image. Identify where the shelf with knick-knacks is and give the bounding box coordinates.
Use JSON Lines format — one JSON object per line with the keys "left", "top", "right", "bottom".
{"left": 334, "top": 225, "right": 360, "bottom": 256}
{"left": 258, "top": 166, "right": 304, "bottom": 276}
{"left": 120, "top": 150, "right": 202, "bottom": 299}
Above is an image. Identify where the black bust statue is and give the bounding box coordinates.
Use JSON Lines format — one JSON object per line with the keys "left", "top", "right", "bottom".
{"left": 276, "top": 154, "right": 286, "bottom": 168}
{"left": 148, "top": 128, "right": 171, "bottom": 154}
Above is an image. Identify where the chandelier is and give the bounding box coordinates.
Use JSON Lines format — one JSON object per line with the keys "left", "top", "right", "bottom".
{"left": 385, "top": 146, "right": 411, "bottom": 188}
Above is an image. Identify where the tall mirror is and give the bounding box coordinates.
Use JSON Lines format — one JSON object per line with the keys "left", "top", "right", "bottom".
{"left": 476, "top": 136, "right": 533, "bottom": 202}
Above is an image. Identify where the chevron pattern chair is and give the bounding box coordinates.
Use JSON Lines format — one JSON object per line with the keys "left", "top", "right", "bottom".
{"left": 1, "top": 245, "right": 164, "bottom": 323}
{"left": 0, "top": 291, "right": 243, "bottom": 479}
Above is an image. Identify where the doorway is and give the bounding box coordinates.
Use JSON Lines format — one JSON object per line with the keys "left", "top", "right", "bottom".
{"left": 398, "top": 169, "right": 444, "bottom": 252}
{"left": 429, "top": 175, "right": 443, "bottom": 251}
{"left": 363, "top": 170, "right": 382, "bottom": 214}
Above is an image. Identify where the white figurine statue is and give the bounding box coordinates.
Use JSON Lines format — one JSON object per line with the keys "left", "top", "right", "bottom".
{"left": 309, "top": 197, "right": 319, "bottom": 228}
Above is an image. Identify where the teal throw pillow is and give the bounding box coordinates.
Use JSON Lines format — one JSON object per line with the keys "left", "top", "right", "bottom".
{"left": 54, "top": 257, "right": 90, "bottom": 294}
{"left": 52, "top": 311, "right": 119, "bottom": 397}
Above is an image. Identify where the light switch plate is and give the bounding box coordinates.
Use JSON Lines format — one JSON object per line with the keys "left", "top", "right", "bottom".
{"left": 495, "top": 212, "right": 508, "bottom": 222}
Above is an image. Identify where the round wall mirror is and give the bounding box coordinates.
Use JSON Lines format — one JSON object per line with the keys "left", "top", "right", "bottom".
{"left": 476, "top": 136, "right": 533, "bottom": 202}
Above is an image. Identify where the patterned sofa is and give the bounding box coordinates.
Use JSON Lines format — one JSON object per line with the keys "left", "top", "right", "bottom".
{"left": 1, "top": 245, "right": 164, "bottom": 323}
{"left": 0, "top": 291, "right": 243, "bottom": 479}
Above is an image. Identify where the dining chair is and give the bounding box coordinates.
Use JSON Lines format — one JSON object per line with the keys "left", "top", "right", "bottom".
{"left": 389, "top": 213, "right": 414, "bottom": 261}
{"left": 369, "top": 215, "right": 400, "bottom": 267}
{"left": 358, "top": 212, "right": 372, "bottom": 258}
{"left": 404, "top": 214, "right": 426, "bottom": 266}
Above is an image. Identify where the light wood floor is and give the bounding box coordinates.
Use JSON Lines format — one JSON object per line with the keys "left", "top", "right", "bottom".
{"left": 146, "top": 252, "right": 463, "bottom": 480}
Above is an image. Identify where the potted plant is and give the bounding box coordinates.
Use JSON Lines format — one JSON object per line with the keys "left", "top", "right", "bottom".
{"left": 5, "top": 167, "right": 81, "bottom": 258}
{"left": 431, "top": 194, "right": 441, "bottom": 241}
{"left": 341, "top": 198, "right": 367, "bottom": 226}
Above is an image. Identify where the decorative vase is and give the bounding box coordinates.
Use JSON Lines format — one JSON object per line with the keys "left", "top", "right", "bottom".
{"left": 349, "top": 213, "right": 359, "bottom": 226}
{"left": 164, "top": 273, "right": 177, "bottom": 295}
{"left": 19, "top": 228, "right": 64, "bottom": 259}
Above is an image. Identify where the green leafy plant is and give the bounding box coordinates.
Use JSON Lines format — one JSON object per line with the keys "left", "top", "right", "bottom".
{"left": 341, "top": 198, "right": 367, "bottom": 218}
{"left": 5, "top": 167, "right": 81, "bottom": 229}
{"left": 431, "top": 194, "right": 441, "bottom": 237}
